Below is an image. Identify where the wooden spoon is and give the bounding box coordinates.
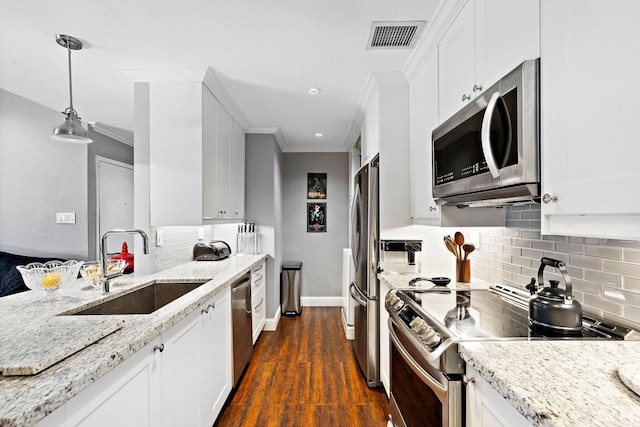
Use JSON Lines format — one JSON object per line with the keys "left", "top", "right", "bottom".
{"left": 443, "top": 236, "right": 458, "bottom": 258}
{"left": 462, "top": 243, "right": 475, "bottom": 260}
{"left": 454, "top": 232, "right": 465, "bottom": 259}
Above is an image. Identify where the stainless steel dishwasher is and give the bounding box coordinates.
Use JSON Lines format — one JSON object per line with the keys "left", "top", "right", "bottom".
{"left": 231, "top": 272, "right": 253, "bottom": 387}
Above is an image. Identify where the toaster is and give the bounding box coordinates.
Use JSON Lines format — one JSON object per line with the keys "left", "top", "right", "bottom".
{"left": 193, "top": 240, "right": 232, "bottom": 261}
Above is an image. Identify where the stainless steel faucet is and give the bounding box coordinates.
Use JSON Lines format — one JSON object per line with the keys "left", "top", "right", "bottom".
{"left": 100, "top": 229, "right": 150, "bottom": 293}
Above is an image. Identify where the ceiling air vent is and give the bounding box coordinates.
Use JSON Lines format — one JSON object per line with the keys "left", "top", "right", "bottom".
{"left": 367, "top": 21, "right": 426, "bottom": 49}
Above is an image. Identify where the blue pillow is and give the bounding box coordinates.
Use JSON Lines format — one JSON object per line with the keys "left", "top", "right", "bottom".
{"left": 0, "top": 266, "right": 29, "bottom": 297}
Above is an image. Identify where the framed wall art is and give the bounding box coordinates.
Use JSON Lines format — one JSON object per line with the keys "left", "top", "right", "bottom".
{"left": 307, "top": 173, "right": 327, "bottom": 199}
{"left": 307, "top": 202, "right": 326, "bottom": 232}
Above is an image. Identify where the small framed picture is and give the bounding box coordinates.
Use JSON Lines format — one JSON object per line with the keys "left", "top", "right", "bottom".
{"left": 307, "top": 173, "right": 327, "bottom": 199}
{"left": 307, "top": 202, "right": 326, "bottom": 232}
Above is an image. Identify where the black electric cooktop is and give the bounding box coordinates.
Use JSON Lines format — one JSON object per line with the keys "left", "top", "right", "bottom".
{"left": 399, "top": 285, "right": 633, "bottom": 341}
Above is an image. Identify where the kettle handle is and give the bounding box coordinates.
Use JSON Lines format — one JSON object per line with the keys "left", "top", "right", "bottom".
{"left": 537, "top": 257, "right": 574, "bottom": 301}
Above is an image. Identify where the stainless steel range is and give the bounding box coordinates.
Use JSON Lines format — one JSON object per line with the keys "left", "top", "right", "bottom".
{"left": 385, "top": 283, "right": 639, "bottom": 427}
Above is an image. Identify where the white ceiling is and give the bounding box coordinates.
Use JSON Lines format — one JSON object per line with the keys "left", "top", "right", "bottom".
{"left": 0, "top": 0, "right": 441, "bottom": 152}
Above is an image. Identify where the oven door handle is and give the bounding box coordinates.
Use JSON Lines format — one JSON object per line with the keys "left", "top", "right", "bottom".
{"left": 389, "top": 320, "right": 449, "bottom": 401}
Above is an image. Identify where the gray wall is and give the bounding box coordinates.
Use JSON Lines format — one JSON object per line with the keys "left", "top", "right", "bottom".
{"left": 0, "top": 89, "right": 133, "bottom": 260}
{"left": 245, "top": 134, "right": 283, "bottom": 318}
{"left": 0, "top": 89, "right": 88, "bottom": 258}
{"left": 86, "top": 127, "right": 134, "bottom": 259}
{"left": 282, "top": 152, "right": 349, "bottom": 298}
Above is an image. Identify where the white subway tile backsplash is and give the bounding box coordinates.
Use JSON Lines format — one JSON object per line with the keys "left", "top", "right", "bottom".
{"left": 584, "top": 270, "right": 622, "bottom": 288}
{"left": 585, "top": 245, "right": 622, "bottom": 261}
{"left": 474, "top": 205, "right": 640, "bottom": 330}
{"left": 603, "top": 260, "right": 640, "bottom": 279}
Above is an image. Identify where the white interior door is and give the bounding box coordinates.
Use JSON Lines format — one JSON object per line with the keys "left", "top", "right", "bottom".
{"left": 96, "top": 157, "right": 134, "bottom": 256}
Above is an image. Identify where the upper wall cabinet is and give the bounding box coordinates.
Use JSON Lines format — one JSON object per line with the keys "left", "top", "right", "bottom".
{"left": 146, "top": 82, "right": 245, "bottom": 227}
{"left": 203, "top": 90, "right": 245, "bottom": 221}
{"left": 360, "top": 95, "right": 380, "bottom": 166}
{"left": 438, "top": 0, "right": 540, "bottom": 122}
{"left": 540, "top": 0, "right": 640, "bottom": 240}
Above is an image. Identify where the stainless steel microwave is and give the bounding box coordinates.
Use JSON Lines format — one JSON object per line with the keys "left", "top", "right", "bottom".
{"left": 432, "top": 59, "right": 540, "bottom": 207}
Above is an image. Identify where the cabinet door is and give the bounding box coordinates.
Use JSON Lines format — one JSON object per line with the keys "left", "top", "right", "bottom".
{"left": 65, "top": 337, "right": 162, "bottom": 427}
{"left": 466, "top": 365, "right": 532, "bottom": 427}
{"left": 161, "top": 310, "right": 201, "bottom": 427}
{"left": 229, "top": 119, "right": 245, "bottom": 219}
{"left": 367, "top": 96, "right": 381, "bottom": 161}
{"left": 202, "top": 86, "right": 218, "bottom": 221}
{"left": 252, "top": 282, "right": 266, "bottom": 343}
{"left": 438, "top": 0, "right": 476, "bottom": 121}
{"left": 540, "top": 0, "right": 640, "bottom": 239}
{"left": 200, "top": 289, "right": 232, "bottom": 427}
{"left": 215, "top": 101, "right": 232, "bottom": 218}
{"left": 475, "top": 0, "right": 540, "bottom": 91}
{"left": 410, "top": 49, "right": 440, "bottom": 222}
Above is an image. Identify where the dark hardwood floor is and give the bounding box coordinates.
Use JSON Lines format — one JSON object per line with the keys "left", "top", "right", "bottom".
{"left": 215, "top": 307, "right": 389, "bottom": 427}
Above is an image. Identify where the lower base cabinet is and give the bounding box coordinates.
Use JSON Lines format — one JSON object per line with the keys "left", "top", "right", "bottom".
{"left": 465, "top": 365, "right": 532, "bottom": 427}
{"left": 36, "top": 287, "right": 232, "bottom": 427}
{"left": 379, "top": 280, "right": 391, "bottom": 397}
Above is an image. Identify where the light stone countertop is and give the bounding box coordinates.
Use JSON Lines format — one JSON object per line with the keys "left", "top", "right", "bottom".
{"left": 0, "top": 254, "right": 267, "bottom": 427}
{"left": 379, "top": 271, "right": 491, "bottom": 291}
{"left": 459, "top": 341, "right": 640, "bottom": 427}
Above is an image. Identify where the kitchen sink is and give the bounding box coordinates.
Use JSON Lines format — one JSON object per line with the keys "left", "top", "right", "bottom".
{"left": 68, "top": 281, "right": 207, "bottom": 315}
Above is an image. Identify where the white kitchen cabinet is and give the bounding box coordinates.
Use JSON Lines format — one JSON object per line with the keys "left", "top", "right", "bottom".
{"left": 199, "top": 288, "right": 233, "bottom": 426}
{"left": 203, "top": 88, "right": 246, "bottom": 221}
{"left": 251, "top": 260, "right": 266, "bottom": 343}
{"left": 438, "top": 0, "right": 540, "bottom": 122}
{"left": 146, "top": 82, "right": 245, "bottom": 226}
{"left": 39, "top": 288, "right": 232, "bottom": 427}
{"left": 540, "top": 0, "right": 640, "bottom": 240}
{"left": 466, "top": 365, "right": 532, "bottom": 427}
{"left": 360, "top": 95, "right": 380, "bottom": 166}
{"left": 409, "top": 48, "right": 441, "bottom": 222}
{"left": 64, "top": 336, "right": 162, "bottom": 427}
{"left": 379, "top": 280, "right": 391, "bottom": 397}
{"left": 161, "top": 306, "right": 201, "bottom": 427}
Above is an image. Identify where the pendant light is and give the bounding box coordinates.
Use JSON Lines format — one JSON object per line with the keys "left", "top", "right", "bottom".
{"left": 51, "top": 34, "right": 92, "bottom": 143}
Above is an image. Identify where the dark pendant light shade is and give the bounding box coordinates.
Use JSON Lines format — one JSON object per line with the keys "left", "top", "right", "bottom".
{"left": 51, "top": 34, "right": 92, "bottom": 143}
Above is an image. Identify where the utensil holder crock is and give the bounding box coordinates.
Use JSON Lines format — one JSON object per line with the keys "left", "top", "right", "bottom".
{"left": 456, "top": 259, "right": 470, "bottom": 283}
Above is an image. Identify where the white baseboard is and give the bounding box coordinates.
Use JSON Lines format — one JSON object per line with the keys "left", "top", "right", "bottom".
{"left": 264, "top": 306, "right": 281, "bottom": 331}
{"left": 341, "top": 308, "right": 354, "bottom": 340}
{"left": 301, "top": 296, "right": 343, "bottom": 307}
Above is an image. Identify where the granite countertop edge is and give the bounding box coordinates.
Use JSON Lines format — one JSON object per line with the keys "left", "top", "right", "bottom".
{"left": 458, "top": 341, "right": 640, "bottom": 427}
{"left": 0, "top": 254, "right": 267, "bottom": 427}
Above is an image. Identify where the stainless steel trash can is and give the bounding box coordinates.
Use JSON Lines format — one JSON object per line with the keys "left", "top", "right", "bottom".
{"left": 281, "top": 261, "right": 302, "bottom": 316}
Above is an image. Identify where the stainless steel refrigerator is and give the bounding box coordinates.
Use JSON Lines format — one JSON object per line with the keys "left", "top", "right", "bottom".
{"left": 349, "top": 154, "right": 380, "bottom": 387}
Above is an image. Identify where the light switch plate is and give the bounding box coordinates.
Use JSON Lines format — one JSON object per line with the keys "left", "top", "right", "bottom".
{"left": 156, "top": 230, "right": 163, "bottom": 246}
{"left": 56, "top": 212, "right": 76, "bottom": 224}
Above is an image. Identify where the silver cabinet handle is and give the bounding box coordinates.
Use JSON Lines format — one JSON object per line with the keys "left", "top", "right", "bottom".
{"left": 201, "top": 303, "right": 216, "bottom": 314}
{"left": 153, "top": 344, "right": 164, "bottom": 353}
{"left": 543, "top": 194, "right": 558, "bottom": 204}
{"left": 429, "top": 206, "right": 437, "bottom": 212}
{"left": 473, "top": 84, "right": 483, "bottom": 93}
{"left": 463, "top": 375, "right": 476, "bottom": 386}
{"left": 255, "top": 297, "right": 264, "bottom": 312}
{"left": 461, "top": 93, "right": 471, "bottom": 101}
{"left": 202, "top": 217, "right": 215, "bottom": 220}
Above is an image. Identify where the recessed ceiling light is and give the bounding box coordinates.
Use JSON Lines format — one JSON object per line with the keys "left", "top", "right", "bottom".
{"left": 307, "top": 87, "right": 321, "bottom": 95}
{"left": 314, "top": 132, "right": 324, "bottom": 138}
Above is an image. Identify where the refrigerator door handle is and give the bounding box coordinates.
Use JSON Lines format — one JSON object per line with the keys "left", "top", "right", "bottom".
{"left": 350, "top": 282, "right": 378, "bottom": 305}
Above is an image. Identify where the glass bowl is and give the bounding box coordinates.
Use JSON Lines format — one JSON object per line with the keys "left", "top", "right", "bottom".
{"left": 16, "top": 260, "right": 84, "bottom": 292}
{"left": 80, "top": 259, "right": 126, "bottom": 286}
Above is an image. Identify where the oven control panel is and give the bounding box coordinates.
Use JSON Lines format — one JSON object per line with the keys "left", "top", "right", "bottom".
{"left": 386, "top": 291, "right": 442, "bottom": 349}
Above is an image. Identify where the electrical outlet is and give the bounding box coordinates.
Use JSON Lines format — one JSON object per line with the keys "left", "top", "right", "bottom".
{"left": 156, "top": 230, "right": 163, "bottom": 246}
{"left": 198, "top": 227, "right": 204, "bottom": 240}
{"left": 56, "top": 212, "right": 76, "bottom": 224}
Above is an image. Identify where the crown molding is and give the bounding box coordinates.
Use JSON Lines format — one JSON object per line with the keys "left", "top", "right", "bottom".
{"left": 90, "top": 122, "right": 134, "bottom": 146}
{"left": 247, "top": 126, "right": 287, "bottom": 152}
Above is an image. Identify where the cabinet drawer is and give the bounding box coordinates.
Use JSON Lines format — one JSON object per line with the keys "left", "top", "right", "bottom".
{"left": 252, "top": 284, "right": 266, "bottom": 344}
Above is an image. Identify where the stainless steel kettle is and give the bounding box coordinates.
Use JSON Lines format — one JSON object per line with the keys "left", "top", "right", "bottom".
{"left": 526, "top": 257, "right": 583, "bottom": 334}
